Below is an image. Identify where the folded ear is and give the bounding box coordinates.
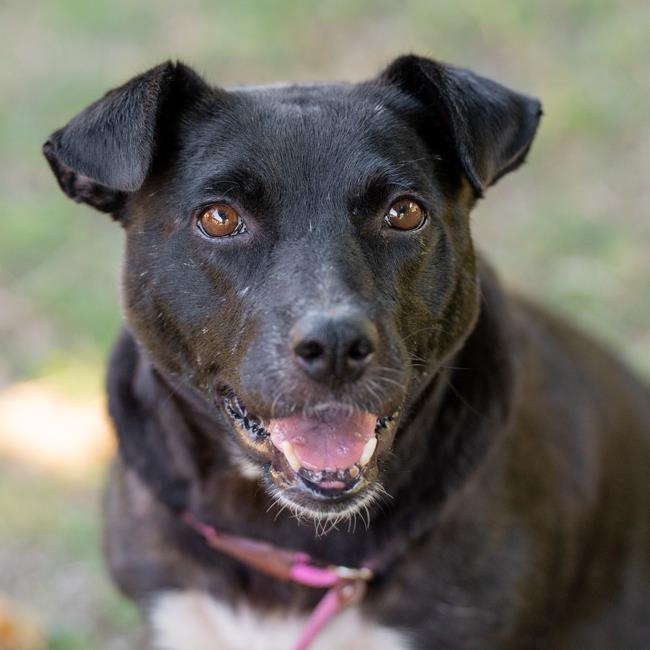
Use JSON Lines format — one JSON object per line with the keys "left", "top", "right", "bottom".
{"left": 380, "top": 54, "right": 542, "bottom": 196}
{"left": 43, "top": 61, "right": 210, "bottom": 216}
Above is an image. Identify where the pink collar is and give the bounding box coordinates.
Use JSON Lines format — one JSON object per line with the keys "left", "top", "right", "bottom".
{"left": 182, "top": 511, "right": 374, "bottom": 650}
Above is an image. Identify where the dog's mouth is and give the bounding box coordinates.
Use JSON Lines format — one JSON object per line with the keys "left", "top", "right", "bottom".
{"left": 223, "top": 393, "right": 398, "bottom": 506}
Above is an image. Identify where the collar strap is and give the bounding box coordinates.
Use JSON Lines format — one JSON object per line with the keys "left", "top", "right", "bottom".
{"left": 182, "top": 511, "right": 373, "bottom": 650}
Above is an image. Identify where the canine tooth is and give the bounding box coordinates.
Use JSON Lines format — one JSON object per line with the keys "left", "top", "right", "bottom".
{"left": 349, "top": 465, "right": 360, "bottom": 478}
{"left": 359, "top": 437, "right": 377, "bottom": 467}
{"left": 281, "top": 441, "right": 301, "bottom": 472}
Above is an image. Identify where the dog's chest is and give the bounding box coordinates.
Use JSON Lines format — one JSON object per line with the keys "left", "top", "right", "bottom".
{"left": 151, "top": 590, "right": 410, "bottom": 650}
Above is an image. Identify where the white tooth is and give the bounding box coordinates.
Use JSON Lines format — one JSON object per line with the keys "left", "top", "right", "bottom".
{"left": 281, "top": 441, "right": 301, "bottom": 472}
{"left": 359, "top": 436, "right": 377, "bottom": 467}
{"left": 349, "top": 465, "right": 360, "bottom": 478}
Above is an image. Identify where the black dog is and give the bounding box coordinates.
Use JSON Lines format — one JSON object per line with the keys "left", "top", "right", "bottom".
{"left": 43, "top": 55, "right": 650, "bottom": 649}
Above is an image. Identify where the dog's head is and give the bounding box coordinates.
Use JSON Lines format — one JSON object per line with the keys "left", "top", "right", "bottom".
{"left": 44, "top": 55, "right": 541, "bottom": 521}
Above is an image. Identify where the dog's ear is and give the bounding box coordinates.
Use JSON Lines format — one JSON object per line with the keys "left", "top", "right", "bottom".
{"left": 380, "top": 55, "right": 542, "bottom": 196}
{"left": 43, "top": 61, "right": 210, "bottom": 217}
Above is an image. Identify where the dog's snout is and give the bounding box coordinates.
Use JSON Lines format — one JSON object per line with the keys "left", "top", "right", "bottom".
{"left": 290, "top": 311, "right": 378, "bottom": 385}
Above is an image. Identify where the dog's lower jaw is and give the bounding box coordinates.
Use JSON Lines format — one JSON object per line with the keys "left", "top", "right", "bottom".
{"left": 223, "top": 448, "right": 389, "bottom": 531}
{"left": 264, "top": 478, "right": 389, "bottom": 534}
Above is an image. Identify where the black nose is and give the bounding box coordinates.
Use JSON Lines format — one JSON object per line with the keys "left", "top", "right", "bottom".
{"left": 290, "top": 310, "right": 378, "bottom": 385}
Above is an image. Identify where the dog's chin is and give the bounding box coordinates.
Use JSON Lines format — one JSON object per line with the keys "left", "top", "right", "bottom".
{"left": 222, "top": 393, "right": 399, "bottom": 523}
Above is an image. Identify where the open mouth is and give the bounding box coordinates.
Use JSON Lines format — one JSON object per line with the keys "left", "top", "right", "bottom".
{"left": 223, "top": 393, "right": 398, "bottom": 500}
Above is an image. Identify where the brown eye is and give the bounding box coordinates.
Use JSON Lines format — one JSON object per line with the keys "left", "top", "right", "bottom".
{"left": 198, "top": 203, "right": 245, "bottom": 238}
{"left": 384, "top": 198, "right": 427, "bottom": 231}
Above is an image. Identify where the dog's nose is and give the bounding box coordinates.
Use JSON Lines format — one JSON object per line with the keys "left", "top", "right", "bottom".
{"left": 290, "top": 311, "right": 378, "bottom": 385}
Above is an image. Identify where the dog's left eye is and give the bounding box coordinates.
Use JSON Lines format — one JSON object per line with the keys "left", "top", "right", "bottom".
{"left": 384, "top": 198, "right": 427, "bottom": 231}
{"left": 197, "top": 204, "right": 246, "bottom": 238}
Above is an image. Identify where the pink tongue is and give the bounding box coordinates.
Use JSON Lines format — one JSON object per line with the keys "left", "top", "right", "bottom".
{"left": 269, "top": 411, "right": 377, "bottom": 471}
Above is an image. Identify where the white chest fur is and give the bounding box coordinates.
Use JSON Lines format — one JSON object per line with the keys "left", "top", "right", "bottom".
{"left": 151, "top": 590, "right": 410, "bottom": 650}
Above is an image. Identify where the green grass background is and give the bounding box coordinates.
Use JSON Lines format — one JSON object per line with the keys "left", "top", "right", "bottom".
{"left": 0, "top": 0, "right": 648, "bottom": 647}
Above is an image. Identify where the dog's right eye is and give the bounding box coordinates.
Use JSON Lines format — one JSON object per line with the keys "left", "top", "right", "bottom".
{"left": 197, "top": 204, "right": 246, "bottom": 238}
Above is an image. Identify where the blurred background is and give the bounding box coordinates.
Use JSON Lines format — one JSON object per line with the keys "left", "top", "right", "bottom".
{"left": 0, "top": 0, "right": 648, "bottom": 647}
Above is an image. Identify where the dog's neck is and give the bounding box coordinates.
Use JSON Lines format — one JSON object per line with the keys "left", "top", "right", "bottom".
{"left": 107, "top": 262, "right": 516, "bottom": 564}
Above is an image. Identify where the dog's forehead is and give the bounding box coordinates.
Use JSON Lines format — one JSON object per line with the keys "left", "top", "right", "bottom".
{"left": 178, "top": 81, "right": 421, "bottom": 192}
{"left": 226, "top": 82, "right": 404, "bottom": 138}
